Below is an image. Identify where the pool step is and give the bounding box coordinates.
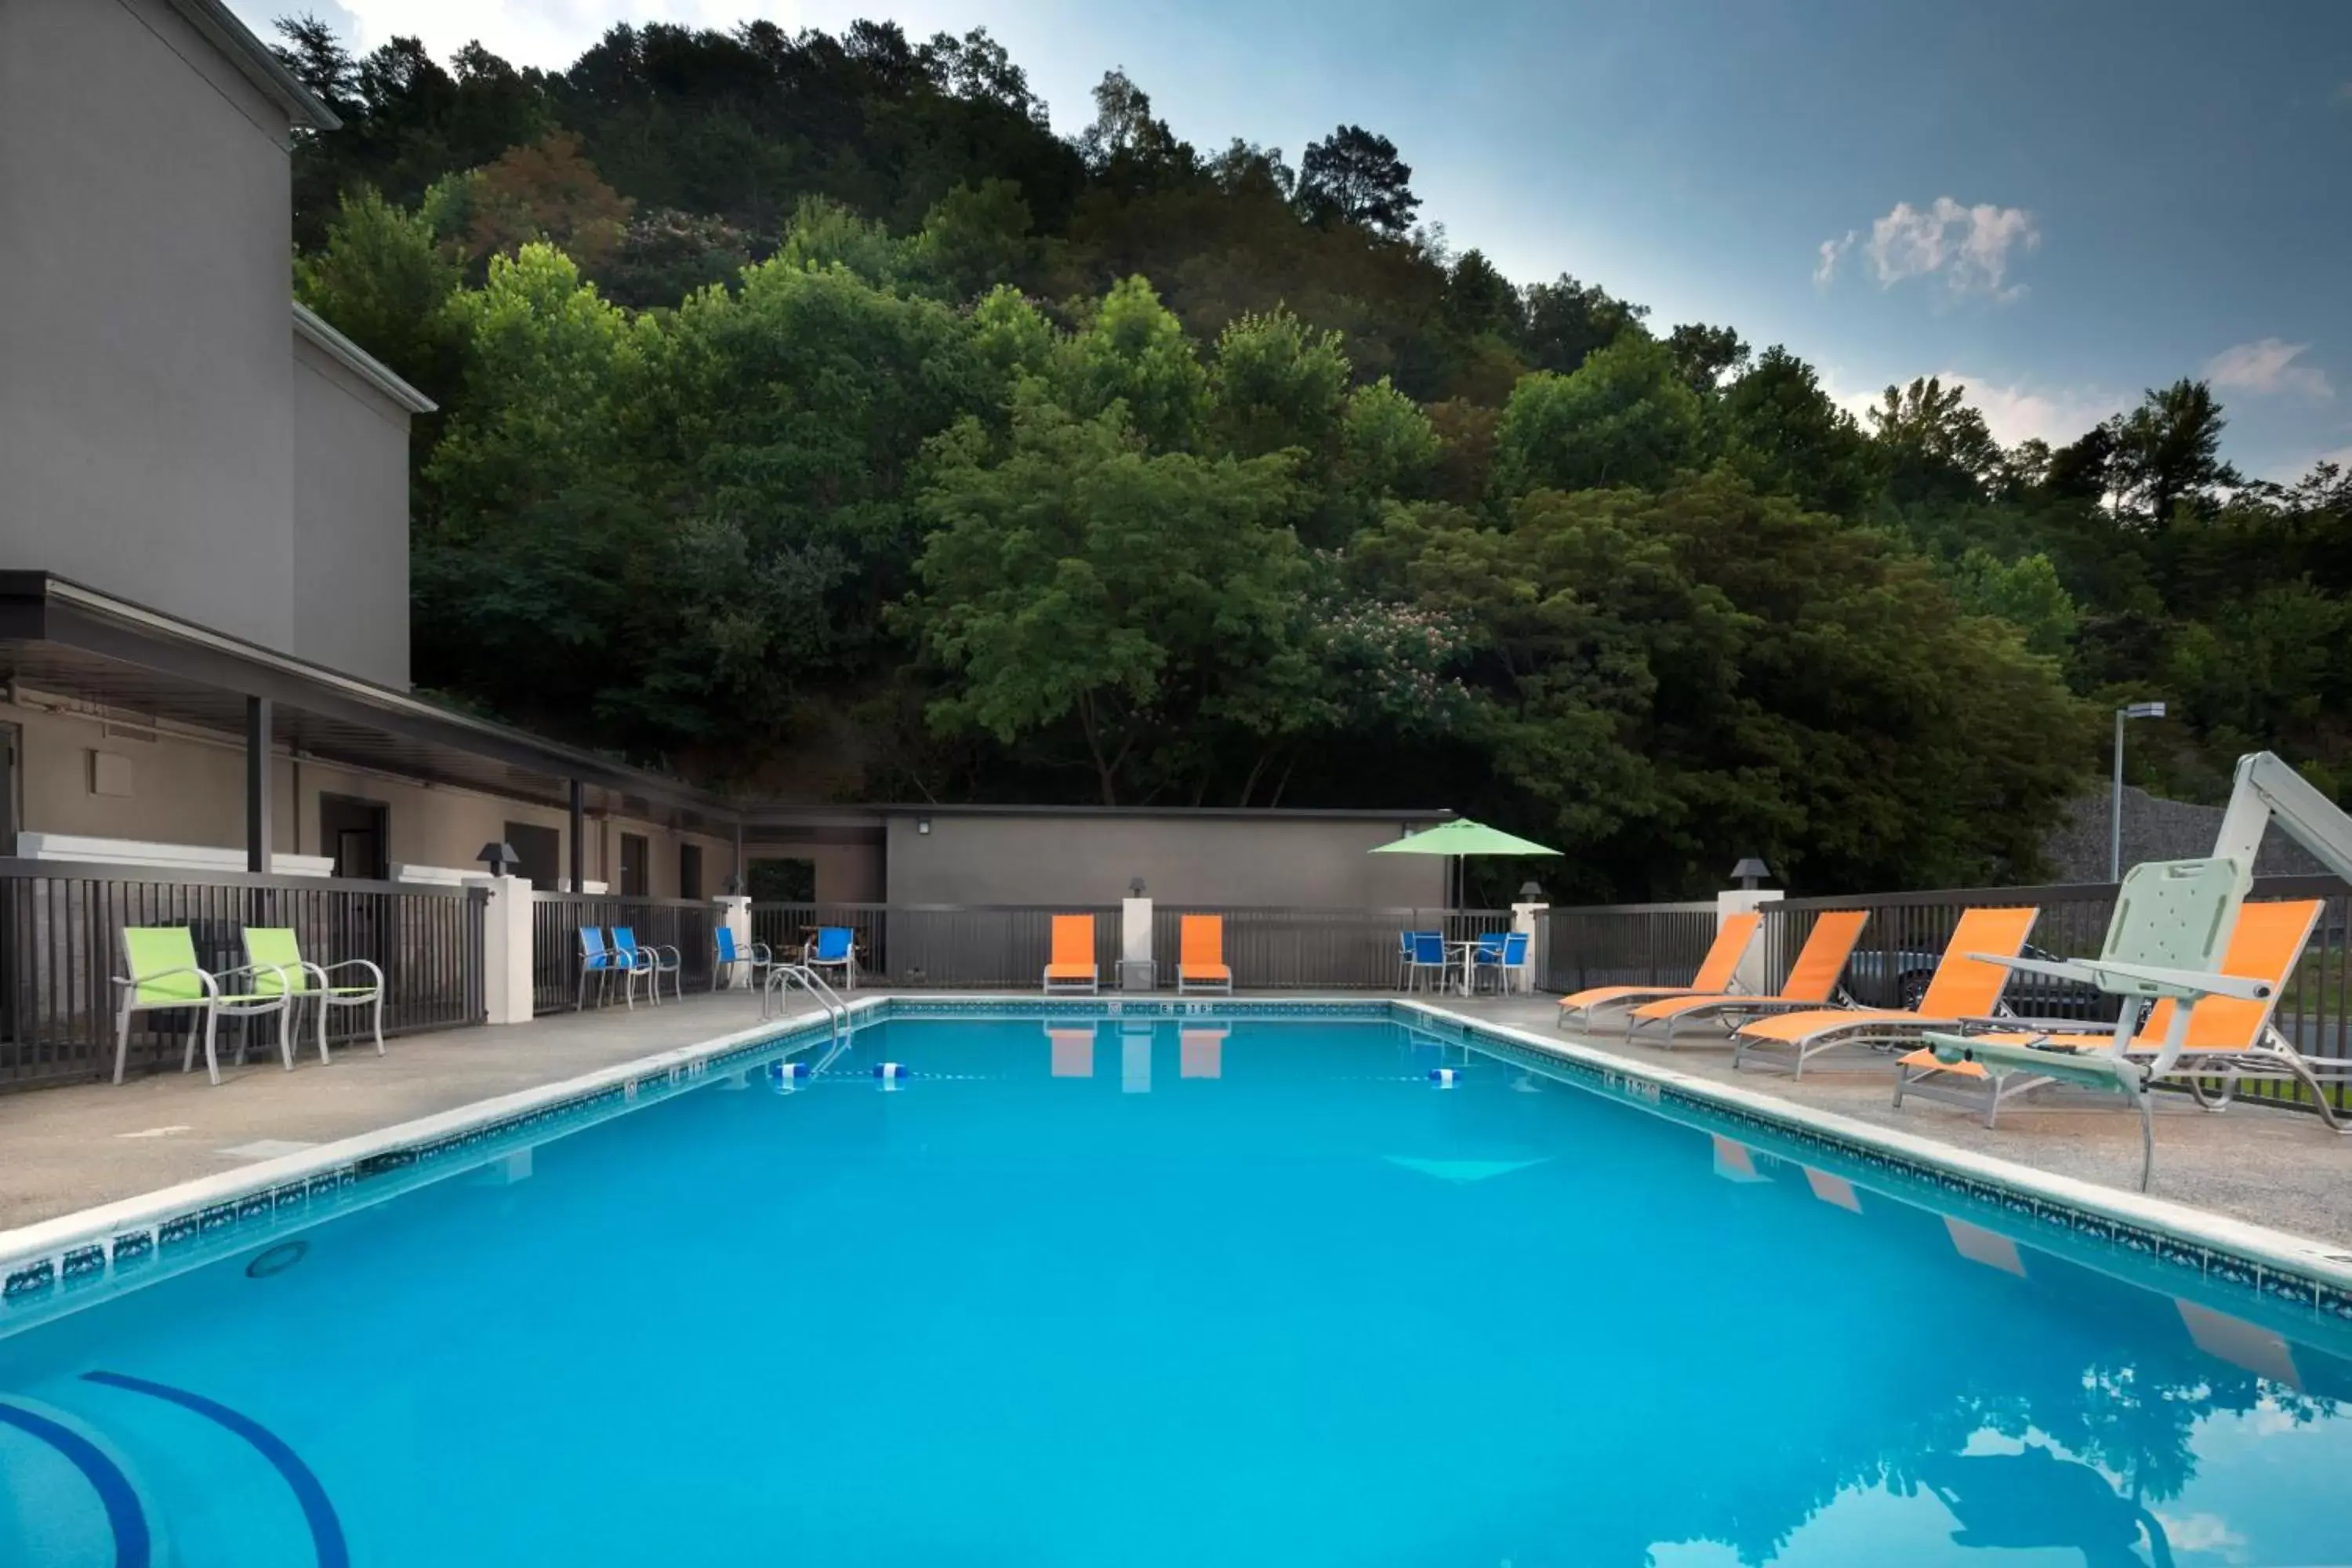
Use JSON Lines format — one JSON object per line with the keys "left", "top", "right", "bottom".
{"left": 0, "top": 1373, "right": 338, "bottom": 1566}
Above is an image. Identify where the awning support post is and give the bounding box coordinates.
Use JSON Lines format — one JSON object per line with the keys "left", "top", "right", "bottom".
{"left": 245, "top": 697, "right": 271, "bottom": 875}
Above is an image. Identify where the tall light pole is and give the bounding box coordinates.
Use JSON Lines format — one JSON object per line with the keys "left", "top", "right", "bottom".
{"left": 2111, "top": 701, "right": 2166, "bottom": 880}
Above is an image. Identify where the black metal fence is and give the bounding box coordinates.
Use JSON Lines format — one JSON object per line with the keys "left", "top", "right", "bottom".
{"left": 1537, "top": 902, "right": 1719, "bottom": 994}
{"left": 1541, "top": 876, "right": 2352, "bottom": 1112}
{"left": 1151, "top": 906, "right": 1514, "bottom": 989}
{"left": 531, "top": 894, "right": 720, "bottom": 1014}
{"left": 749, "top": 904, "right": 1122, "bottom": 989}
{"left": 0, "top": 859, "right": 485, "bottom": 1089}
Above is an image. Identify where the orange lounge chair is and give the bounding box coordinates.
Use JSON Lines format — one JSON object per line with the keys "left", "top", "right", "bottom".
{"left": 1555, "top": 912, "right": 1761, "bottom": 1030}
{"left": 1044, "top": 914, "right": 1098, "bottom": 995}
{"left": 1730, "top": 906, "right": 2039, "bottom": 1077}
{"left": 1625, "top": 911, "right": 1871, "bottom": 1046}
{"left": 1893, "top": 899, "right": 2327, "bottom": 1126}
{"left": 1178, "top": 915, "right": 1232, "bottom": 995}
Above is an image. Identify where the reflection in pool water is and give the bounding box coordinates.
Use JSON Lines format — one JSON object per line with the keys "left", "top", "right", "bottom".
{"left": 1, "top": 1016, "right": 2347, "bottom": 1566}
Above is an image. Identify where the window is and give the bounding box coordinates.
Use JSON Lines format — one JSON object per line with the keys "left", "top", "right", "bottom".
{"left": 505, "top": 822, "right": 561, "bottom": 888}
{"left": 679, "top": 843, "right": 703, "bottom": 902}
{"left": 620, "top": 833, "right": 649, "bottom": 897}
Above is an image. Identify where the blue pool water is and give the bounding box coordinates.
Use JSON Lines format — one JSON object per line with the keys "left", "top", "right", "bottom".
{"left": 5, "top": 1014, "right": 2352, "bottom": 1566}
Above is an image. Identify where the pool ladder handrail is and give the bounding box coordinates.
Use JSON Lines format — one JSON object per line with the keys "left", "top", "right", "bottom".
{"left": 764, "top": 962, "right": 848, "bottom": 1041}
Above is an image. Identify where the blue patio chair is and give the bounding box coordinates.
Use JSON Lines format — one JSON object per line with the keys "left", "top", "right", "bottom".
{"left": 613, "top": 927, "right": 682, "bottom": 1004}
{"left": 1396, "top": 930, "right": 1420, "bottom": 990}
{"left": 713, "top": 925, "right": 774, "bottom": 993}
{"left": 1472, "top": 931, "right": 1530, "bottom": 993}
{"left": 1403, "top": 931, "right": 1453, "bottom": 993}
{"left": 578, "top": 926, "right": 650, "bottom": 1011}
{"left": 807, "top": 925, "right": 858, "bottom": 991}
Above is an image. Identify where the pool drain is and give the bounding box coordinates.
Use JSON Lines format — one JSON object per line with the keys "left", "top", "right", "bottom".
{"left": 245, "top": 1241, "right": 308, "bottom": 1279}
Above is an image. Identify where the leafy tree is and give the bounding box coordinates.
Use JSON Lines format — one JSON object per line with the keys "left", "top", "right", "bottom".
{"left": 1296, "top": 125, "right": 1421, "bottom": 234}
{"left": 913, "top": 180, "right": 1039, "bottom": 301}
{"left": 455, "top": 132, "right": 633, "bottom": 270}
{"left": 1945, "top": 549, "right": 2080, "bottom": 659}
{"left": 1868, "top": 376, "right": 2002, "bottom": 503}
{"left": 1516, "top": 274, "right": 1648, "bottom": 376}
{"left": 1664, "top": 322, "right": 1750, "bottom": 391}
{"left": 293, "top": 188, "right": 463, "bottom": 412}
{"left": 1716, "top": 347, "right": 1878, "bottom": 516}
{"left": 1057, "top": 276, "right": 1208, "bottom": 451}
{"left": 1492, "top": 334, "right": 1704, "bottom": 495}
{"left": 2107, "top": 379, "right": 2242, "bottom": 526}
{"left": 912, "top": 390, "right": 1312, "bottom": 803}
{"left": 590, "top": 208, "right": 753, "bottom": 310}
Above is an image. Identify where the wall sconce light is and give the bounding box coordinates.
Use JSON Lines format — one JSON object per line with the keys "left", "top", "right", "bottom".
{"left": 917, "top": 817, "right": 932, "bottom": 836}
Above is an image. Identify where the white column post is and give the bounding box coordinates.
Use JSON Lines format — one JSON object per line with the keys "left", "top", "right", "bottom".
{"left": 717, "top": 895, "right": 753, "bottom": 988}
{"left": 1509, "top": 899, "right": 1548, "bottom": 994}
{"left": 481, "top": 875, "right": 535, "bottom": 1025}
{"left": 1121, "top": 895, "right": 1153, "bottom": 990}
{"left": 1715, "top": 887, "right": 1784, "bottom": 994}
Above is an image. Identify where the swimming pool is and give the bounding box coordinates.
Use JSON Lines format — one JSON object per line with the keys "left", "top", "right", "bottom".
{"left": 4, "top": 1006, "right": 2350, "bottom": 1566}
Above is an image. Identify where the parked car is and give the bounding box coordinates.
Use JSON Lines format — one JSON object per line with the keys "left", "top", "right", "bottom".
{"left": 1842, "top": 941, "right": 2114, "bottom": 1022}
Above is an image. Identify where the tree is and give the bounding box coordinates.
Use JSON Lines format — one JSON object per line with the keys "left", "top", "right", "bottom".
{"left": 270, "top": 14, "right": 358, "bottom": 118}
{"left": 1868, "top": 376, "right": 2002, "bottom": 503}
{"left": 1716, "top": 347, "right": 1878, "bottom": 516}
{"left": 294, "top": 188, "right": 463, "bottom": 412}
{"left": 912, "top": 390, "right": 1312, "bottom": 803}
{"left": 1491, "top": 334, "right": 1704, "bottom": 495}
{"left": 913, "top": 180, "right": 1038, "bottom": 301}
{"left": 1516, "top": 274, "right": 1648, "bottom": 376}
{"left": 456, "top": 132, "right": 633, "bottom": 270}
{"left": 1664, "top": 322, "right": 1750, "bottom": 392}
{"left": 1058, "top": 275, "right": 1209, "bottom": 452}
{"left": 2108, "top": 379, "right": 2242, "bottom": 526}
{"left": 1296, "top": 125, "right": 1421, "bottom": 235}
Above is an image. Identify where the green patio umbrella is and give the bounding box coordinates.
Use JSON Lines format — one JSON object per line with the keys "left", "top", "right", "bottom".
{"left": 1370, "top": 818, "right": 1560, "bottom": 911}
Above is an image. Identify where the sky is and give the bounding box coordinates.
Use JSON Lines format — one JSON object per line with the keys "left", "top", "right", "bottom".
{"left": 232, "top": 0, "right": 2352, "bottom": 480}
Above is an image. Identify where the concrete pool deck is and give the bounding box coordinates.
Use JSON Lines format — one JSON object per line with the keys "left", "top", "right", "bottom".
{"left": 3, "top": 989, "right": 2350, "bottom": 1249}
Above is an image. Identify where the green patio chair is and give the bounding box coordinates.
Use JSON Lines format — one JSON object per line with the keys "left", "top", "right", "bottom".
{"left": 245, "top": 927, "right": 387, "bottom": 1064}
{"left": 113, "top": 926, "right": 294, "bottom": 1087}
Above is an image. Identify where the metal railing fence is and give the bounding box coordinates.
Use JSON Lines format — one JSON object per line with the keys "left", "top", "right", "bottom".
{"left": 531, "top": 893, "right": 720, "bottom": 1013}
{"left": 0, "top": 859, "right": 485, "bottom": 1088}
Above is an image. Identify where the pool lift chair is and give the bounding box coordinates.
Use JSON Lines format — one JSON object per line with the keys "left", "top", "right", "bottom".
{"left": 1921, "top": 752, "right": 2352, "bottom": 1191}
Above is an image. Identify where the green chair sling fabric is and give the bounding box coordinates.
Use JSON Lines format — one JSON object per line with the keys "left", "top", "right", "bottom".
{"left": 114, "top": 926, "right": 292, "bottom": 1086}
{"left": 243, "top": 927, "right": 387, "bottom": 1063}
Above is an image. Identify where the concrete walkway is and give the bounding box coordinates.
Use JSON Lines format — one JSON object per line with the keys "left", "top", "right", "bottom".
{"left": 0, "top": 991, "right": 821, "bottom": 1232}
{"left": 1450, "top": 991, "right": 2352, "bottom": 1248}
{"left": 5, "top": 988, "right": 2351, "bottom": 1250}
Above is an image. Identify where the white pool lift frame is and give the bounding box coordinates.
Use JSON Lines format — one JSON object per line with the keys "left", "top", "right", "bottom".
{"left": 1924, "top": 752, "right": 2352, "bottom": 1189}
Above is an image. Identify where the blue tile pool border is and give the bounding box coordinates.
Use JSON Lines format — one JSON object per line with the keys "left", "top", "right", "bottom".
{"left": 4, "top": 995, "right": 2350, "bottom": 1344}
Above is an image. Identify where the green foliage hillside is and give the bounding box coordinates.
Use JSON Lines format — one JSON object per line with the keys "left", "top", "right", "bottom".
{"left": 269, "top": 15, "right": 2352, "bottom": 898}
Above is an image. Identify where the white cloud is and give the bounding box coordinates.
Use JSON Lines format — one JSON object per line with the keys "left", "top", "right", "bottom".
{"left": 1816, "top": 198, "right": 2040, "bottom": 302}
{"left": 1823, "top": 368, "right": 2125, "bottom": 448}
{"left": 2202, "top": 337, "right": 2332, "bottom": 399}
{"left": 2153, "top": 1512, "right": 2248, "bottom": 1563}
{"left": 1813, "top": 230, "right": 1855, "bottom": 285}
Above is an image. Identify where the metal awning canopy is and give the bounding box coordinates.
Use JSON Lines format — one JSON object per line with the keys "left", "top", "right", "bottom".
{"left": 0, "top": 573, "right": 740, "bottom": 833}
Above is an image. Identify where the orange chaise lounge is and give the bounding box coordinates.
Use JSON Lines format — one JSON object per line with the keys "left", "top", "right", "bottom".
{"left": 1555, "top": 912, "right": 1761, "bottom": 1031}
{"left": 1624, "top": 910, "right": 1871, "bottom": 1047}
{"left": 1893, "top": 898, "right": 2325, "bottom": 1126}
{"left": 1178, "top": 915, "right": 1233, "bottom": 996}
{"left": 1044, "top": 914, "right": 1099, "bottom": 995}
{"left": 1730, "top": 906, "right": 2040, "bottom": 1077}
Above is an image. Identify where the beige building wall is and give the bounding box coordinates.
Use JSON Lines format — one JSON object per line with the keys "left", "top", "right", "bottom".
{"left": 7, "top": 699, "right": 735, "bottom": 898}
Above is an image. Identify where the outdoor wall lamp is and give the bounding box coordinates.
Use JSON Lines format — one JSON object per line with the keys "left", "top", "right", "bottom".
{"left": 477, "top": 840, "right": 521, "bottom": 877}
{"left": 917, "top": 817, "right": 931, "bottom": 835}
{"left": 1730, "top": 856, "right": 1771, "bottom": 890}
{"left": 1518, "top": 880, "right": 1544, "bottom": 901}
{"left": 1130, "top": 877, "right": 1147, "bottom": 896}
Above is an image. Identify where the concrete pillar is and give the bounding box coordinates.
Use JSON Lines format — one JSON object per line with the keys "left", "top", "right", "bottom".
{"left": 1120, "top": 895, "right": 1152, "bottom": 989}
{"left": 1510, "top": 900, "right": 1548, "bottom": 994}
{"left": 568, "top": 779, "right": 586, "bottom": 894}
{"left": 481, "top": 874, "right": 536, "bottom": 1025}
{"left": 1716, "top": 887, "right": 1785, "bottom": 994}
{"left": 245, "top": 696, "right": 272, "bottom": 874}
{"left": 717, "top": 895, "right": 752, "bottom": 988}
